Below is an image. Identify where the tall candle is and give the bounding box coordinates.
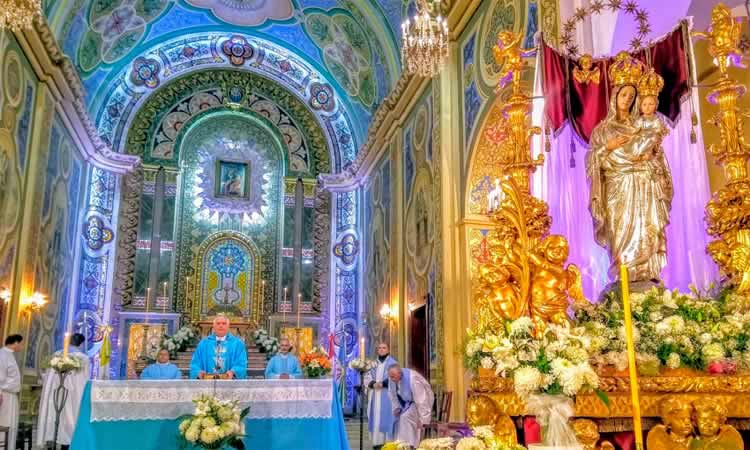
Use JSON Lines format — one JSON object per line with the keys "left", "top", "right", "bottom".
{"left": 620, "top": 264, "right": 644, "bottom": 450}
{"left": 186, "top": 277, "right": 190, "bottom": 303}
{"left": 145, "top": 288, "right": 151, "bottom": 324}
{"left": 162, "top": 282, "right": 168, "bottom": 313}
{"left": 359, "top": 336, "right": 365, "bottom": 359}
{"left": 63, "top": 332, "right": 70, "bottom": 357}
{"left": 296, "top": 293, "right": 301, "bottom": 328}
{"left": 283, "top": 287, "right": 288, "bottom": 323}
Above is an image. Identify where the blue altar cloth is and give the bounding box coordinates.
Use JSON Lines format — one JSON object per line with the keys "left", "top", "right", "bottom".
{"left": 70, "top": 381, "right": 350, "bottom": 450}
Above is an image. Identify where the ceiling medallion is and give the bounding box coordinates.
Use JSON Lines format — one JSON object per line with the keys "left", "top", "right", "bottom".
{"left": 0, "top": 0, "right": 42, "bottom": 31}
{"left": 401, "top": 0, "right": 449, "bottom": 78}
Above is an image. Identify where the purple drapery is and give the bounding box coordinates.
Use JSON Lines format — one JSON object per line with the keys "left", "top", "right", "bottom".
{"left": 532, "top": 60, "right": 717, "bottom": 300}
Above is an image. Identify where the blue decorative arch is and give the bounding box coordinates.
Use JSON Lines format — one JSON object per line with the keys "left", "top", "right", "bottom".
{"left": 92, "top": 32, "right": 360, "bottom": 168}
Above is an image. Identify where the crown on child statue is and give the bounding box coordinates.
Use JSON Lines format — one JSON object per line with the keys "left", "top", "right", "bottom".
{"left": 637, "top": 68, "right": 665, "bottom": 97}
{"left": 608, "top": 51, "right": 645, "bottom": 87}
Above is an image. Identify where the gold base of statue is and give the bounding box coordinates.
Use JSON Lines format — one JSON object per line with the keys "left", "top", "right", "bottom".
{"left": 468, "top": 373, "right": 747, "bottom": 448}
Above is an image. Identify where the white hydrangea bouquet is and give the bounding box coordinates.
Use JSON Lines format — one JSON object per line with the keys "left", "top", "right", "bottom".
{"left": 177, "top": 394, "right": 250, "bottom": 450}
{"left": 463, "top": 317, "right": 601, "bottom": 448}
{"left": 252, "top": 328, "right": 279, "bottom": 360}
{"left": 463, "top": 316, "right": 600, "bottom": 398}
{"left": 455, "top": 426, "right": 527, "bottom": 450}
{"left": 348, "top": 357, "right": 377, "bottom": 372}
{"left": 162, "top": 325, "right": 199, "bottom": 358}
{"left": 47, "top": 355, "right": 84, "bottom": 374}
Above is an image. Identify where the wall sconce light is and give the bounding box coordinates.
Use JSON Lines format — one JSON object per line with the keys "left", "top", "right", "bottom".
{"left": 21, "top": 292, "right": 47, "bottom": 312}
{"left": 0, "top": 287, "right": 10, "bottom": 303}
{"left": 379, "top": 303, "right": 394, "bottom": 322}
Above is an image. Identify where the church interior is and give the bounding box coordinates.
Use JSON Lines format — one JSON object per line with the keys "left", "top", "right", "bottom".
{"left": 1, "top": 0, "right": 750, "bottom": 449}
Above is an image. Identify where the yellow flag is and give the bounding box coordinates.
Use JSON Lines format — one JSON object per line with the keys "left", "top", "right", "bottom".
{"left": 100, "top": 328, "right": 111, "bottom": 367}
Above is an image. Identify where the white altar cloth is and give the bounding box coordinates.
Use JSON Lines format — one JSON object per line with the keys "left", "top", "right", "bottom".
{"left": 90, "top": 379, "right": 333, "bottom": 422}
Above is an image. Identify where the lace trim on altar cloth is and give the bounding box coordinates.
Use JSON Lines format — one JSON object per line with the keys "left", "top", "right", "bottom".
{"left": 90, "top": 379, "right": 333, "bottom": 422}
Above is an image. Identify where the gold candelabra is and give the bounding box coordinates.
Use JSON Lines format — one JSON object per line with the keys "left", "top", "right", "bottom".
{"left": 696, "top": 4, "right": 750, "bottom": 292}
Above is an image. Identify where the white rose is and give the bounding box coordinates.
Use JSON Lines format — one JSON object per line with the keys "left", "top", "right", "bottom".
{"left": 480, "top": 357, "right": 494, "bottom": 370}
{"left": 185, "top": 428, "right": 199, "bottom": 442}
{"left": 200, "top": 427, "right": 218, "bottom": 444}
{"left": 702, "top": 342, "right": 725, "bottom": 363}
{"left": 698, "top": 333, "right": 713, "bottom": 344}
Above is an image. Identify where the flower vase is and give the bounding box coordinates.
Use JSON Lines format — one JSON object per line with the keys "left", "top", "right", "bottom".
{"left": 526, "top": 394, "right": 582, "bottom": 450}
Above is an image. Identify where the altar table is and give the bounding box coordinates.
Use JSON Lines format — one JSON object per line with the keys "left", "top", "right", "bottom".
{"left": 71, "top": 379, "right": 350, "bottom": 450}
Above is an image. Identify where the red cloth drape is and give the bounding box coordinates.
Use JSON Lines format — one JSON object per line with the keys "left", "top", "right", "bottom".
{"left": 542, "top": 21, "right": 690, "bottom": 143}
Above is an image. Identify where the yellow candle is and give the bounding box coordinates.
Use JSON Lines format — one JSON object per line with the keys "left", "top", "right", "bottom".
{"left": 145, "top": 288, "right": 151, "bottom": 324}
{"left": 283, "top": 287, "right": 288, "bottom": 323}
{"left": 163, "top": 282, "right": 168, "bottom": 313}
{"left": 186, "top": 277, "right": 190, "bottom": 302}
{"left": 620, "top": 264, "right": 644, "bottom": 450}
{"left": 63, "top": 332, "right": 70, "bottom": 357}
{"left": 296, "top": 293, "right": 302, "bottom": 328}
{"left": 359, "top": 336, "right": 365, "bottom": 358}
{"left": 162, "top": 282, "right": 167, "bottom": 298}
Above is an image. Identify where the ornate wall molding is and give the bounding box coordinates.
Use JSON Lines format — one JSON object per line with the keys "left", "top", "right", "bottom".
{"left": 313, "top": 186, "right": 332, "bottom": 317}
{"left": 18, "top": 17, "right": 139, "bottom": 173}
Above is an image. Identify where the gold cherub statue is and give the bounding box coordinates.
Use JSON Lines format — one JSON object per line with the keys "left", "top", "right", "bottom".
{"left": 572, "top": 419, "right": 615, "bottom": 450}
{"left": 529, "top": 235, "right": 586, "bottom": 335}
{"left": 693, "top": 3, "right": 743, "bottom": 78}
{"left": 493, "top": 31, "right": 535, "bottom": 94}
{"left": 690, "top": 399, "right": 743, "bottom": 450}
{"left": 647, "top": 398, "right": 695, "bottom": 450}
{"left": 466, "top": 395, "right": 518, "bottom": 443}
{"left": 572, "top": 54, "right": 601, "bottom": 85}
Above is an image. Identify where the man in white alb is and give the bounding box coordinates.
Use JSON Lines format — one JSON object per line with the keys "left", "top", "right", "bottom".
{"left": 0, "top": 334, "right": 22, "bottom": 448}
{"left": 366, "top": 342, "right": 397, "bottom": 449}
{"left": 387, "top": 364, "right": 434, "bottom": 448}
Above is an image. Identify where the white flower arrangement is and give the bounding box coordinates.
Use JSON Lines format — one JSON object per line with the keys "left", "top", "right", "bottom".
{"left": 177, "top": 394, "right": 249, "bottom": 450}
{"left": 463, "top": 318, "right": 599, "bottom": 398}
{"left": 161, "top": 325, "right": 198, "bottom": 358}
{"left": 348, "top": 358, "right": 377, "bottom": 372}
{"left": 252, "top": 328, "right": 279, "bottom": 359}
{"left": 47, "top": 355, "right": 84, "bottom": 374}
{"left": 574, "top": 286, "right": 750, "bottom": 374}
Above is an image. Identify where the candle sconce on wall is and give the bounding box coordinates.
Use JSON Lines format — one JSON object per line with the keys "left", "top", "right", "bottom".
{"left": 21, "top": 292, "right": 47, "bottom": 313}
{"left": 0, "top": 287, "right": 10, "bottom": 303}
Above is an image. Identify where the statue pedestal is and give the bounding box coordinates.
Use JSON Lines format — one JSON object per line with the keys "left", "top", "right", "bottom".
{"left": 597, "top": 279, "right": 660, "bottom": 302}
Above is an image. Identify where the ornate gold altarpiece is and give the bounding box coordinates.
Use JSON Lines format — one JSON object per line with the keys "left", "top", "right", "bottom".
{"left": 466, "top": 7, "right": 750, "bottom": 448}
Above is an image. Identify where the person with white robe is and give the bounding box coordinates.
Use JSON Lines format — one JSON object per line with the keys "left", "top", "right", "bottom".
{"left": 141, "top": 349, "right": 182, "bottom": 380}
{"left": 190, "top": 315, "right": 247, "bottom": 379}
{"left": 37, "top": 333, "right": 91, "bottom": 449}
{"left": 264, "top": 337, "right": 302, "bottom": 379}
{"left": 0, "top": 334, "right": 22, "bottom": 450}
{"left": 387, "top": 364, "right": 434, "bottom": 448}
{"left": 365, "top": 342, "right": 397, "bottom": 449}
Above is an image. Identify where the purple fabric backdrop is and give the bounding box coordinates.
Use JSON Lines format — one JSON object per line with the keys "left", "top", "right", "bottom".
{"left": 532, "top": 75, "right": 716, "bottom": 299}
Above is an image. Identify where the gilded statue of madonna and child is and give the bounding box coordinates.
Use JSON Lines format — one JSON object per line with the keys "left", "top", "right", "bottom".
{"left": 587, "top": 51, "right": 674, "bottom": 284}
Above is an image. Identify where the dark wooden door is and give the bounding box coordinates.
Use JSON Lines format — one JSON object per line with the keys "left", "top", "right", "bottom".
{"left": 408, "top": 304, "right": 429, "bottom": 379}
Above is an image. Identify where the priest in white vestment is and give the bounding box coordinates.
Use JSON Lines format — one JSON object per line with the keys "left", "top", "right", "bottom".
{"left": 264, "top": 337, "right": 301, "bottom": 379}
{"left": 37, "top": 333, "right": 91, "bottom": 448}
{"left": 387, "top": 364, "right": 434, "bottom": 448}
{"left": 141, "top": 349, "right": 182, "bottom": 380}
{"left": 0, "top": 334, "right": 22, "bottom": 449}
{"left": 365, "top": 342, "right": 397, "bottom": 449}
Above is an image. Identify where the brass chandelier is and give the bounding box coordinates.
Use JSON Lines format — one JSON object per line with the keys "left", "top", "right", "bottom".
{"left": 0, "top": 0, "right": 42, "bottom": 30}
{"left": 401, "top": 0, "right": 449, "bottom": 78}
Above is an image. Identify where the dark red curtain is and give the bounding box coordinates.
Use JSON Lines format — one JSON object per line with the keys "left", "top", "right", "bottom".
{"left": 542, "top": 21, "right": 690, "bottom": 143}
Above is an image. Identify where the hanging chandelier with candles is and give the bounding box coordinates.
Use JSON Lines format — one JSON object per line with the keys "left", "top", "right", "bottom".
{"left": 0, "top": 0, "right": 42, "bottom": 31}
{"left": 401, "top": 0, "right": 449, "bottom": 78}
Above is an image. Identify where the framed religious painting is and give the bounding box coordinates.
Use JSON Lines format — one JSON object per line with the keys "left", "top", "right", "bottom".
{"left": 215, "top": 159, "right": 250, "bottom": 200}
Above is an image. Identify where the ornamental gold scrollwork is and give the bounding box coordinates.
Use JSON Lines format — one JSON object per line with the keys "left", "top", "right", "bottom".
{"left": 695, "top": 4, "right": 750, "bottom": 293}
{"left": 572, "top": 54, "right": 601, "bottom": 85}
{"left": 474, "top": 32, "right": 584, "bottom": 337}
{"left": 466, "top": 395, "right": 518, "bottom": 444}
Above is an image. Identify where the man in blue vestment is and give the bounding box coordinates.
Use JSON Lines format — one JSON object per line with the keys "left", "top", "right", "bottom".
{"left": 190, "top": 315, "right": 247, "bottom": 379}
{"left": 366, "top": 342, "right": 397, "bottom": 449}
{"left": 141, "top": 349, "right": 182, "bottom": 380}
{"left": 264, "top": 337, "right": 301, "bottom": 379}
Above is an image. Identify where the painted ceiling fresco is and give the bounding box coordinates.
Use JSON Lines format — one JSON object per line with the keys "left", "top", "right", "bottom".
{"left": 44, "top": 0, "right": 406, "bottom": 139}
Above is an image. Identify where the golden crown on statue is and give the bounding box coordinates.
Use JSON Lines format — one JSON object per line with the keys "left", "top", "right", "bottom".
{"left": 608, "top": 51, "right": 645, "bottom": 87}
{"left": 637, "top": 68, "right": 665, "bottom": 97}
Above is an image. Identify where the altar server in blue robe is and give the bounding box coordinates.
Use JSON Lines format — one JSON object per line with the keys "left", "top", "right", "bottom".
{"left": 141, "top": 349, "right": 182, "bottom": 380}
{"left": 190, "top": 315, "right": 247, "bottom": 379}
{"left": 366, "top": 342, "right": 397, "bottom": 449}
{"left": 264, "top": 337, "right": 302, "bottom": 379}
